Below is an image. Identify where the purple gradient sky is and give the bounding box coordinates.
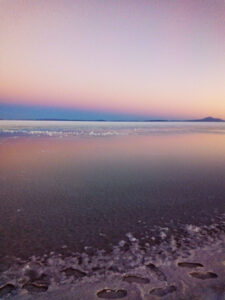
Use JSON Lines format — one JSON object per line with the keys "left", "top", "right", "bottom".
{"left": 0, "top": 0, "right": 224, "bottom": 119}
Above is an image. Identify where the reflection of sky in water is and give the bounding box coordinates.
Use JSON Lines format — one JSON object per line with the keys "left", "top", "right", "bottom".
{"left": 0, "top": 122, "right": 225, "bottom": 259}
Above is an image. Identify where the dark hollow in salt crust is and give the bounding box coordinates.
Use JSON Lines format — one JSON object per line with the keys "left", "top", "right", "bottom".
{"left": 97, "top": 288, "right": 127, "bottom": 299}
{"left": 178, "top": 262, "right": 204, "bottom": 268}
{"left": 63, "top": 267, "right": 86, "bottom": 279}
{"left": 149, "top": 285, "right": 177, "bottom": 297}
{"left": 190, "top": 272, "right": 218, "bottom": 280}
{"left": 0, "top": 284, "right": 16, "bottom": 298}
{"left": 146, "top": 263, "right": 167, "bottom": 281}
{"left": 23, "top": 283, "right": 48, "bottom": 293}
{"left": 123, "top": 275, "right": 150, "bottom": 284}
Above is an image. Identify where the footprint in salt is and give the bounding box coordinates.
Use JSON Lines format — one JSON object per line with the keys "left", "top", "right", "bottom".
{"left": 178, "top": 262, "right": 203, "bottom": 268}
{"left": 123, "top": 275, "right": 150, "bottom": 284}
{"left": 146, "top": 263, "right": 167, "bottom": 281}
{"left": 190, "top": 272, "right": 218, "bottom": 280}
{"left": 23, "top": 282, "right": 48, "bottom": 293}
{"left": 97, "top": 288, "right": 127, "bottom": 299}
{"left": 0, "top": 283, "right": 16, "bottom": 298}
{"left": 63, "top": 267, "right": 86, "bottom": 279}
{"left": 149, "top": 285, "right": 177, "bottom": 297}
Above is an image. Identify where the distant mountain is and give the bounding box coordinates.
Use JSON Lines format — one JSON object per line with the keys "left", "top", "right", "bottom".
{"left": 189, "top": 116, "right": 225, "bottom": 122}
{"left": 1, "top": 116, "right": 224, "bottom": 122}
{"left": 144, "top": 116, "right": 225, "bottom": 122}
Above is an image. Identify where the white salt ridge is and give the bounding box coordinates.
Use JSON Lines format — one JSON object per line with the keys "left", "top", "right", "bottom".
{"left": 0, "top": 121, "right": 225, "bottom": 137}
{"left": 186, "top": 224, "right": 201, "bottom": 233}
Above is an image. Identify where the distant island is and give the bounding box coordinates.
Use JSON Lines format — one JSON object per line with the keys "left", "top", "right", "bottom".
{"left": 146, "top": 116, "right": 225, "bottom": 122}
{"left": 189, "top": 116, "right": 225, "bottom": 122}
{"left": 0, "top": 116, "right": 224, "bottom": 122}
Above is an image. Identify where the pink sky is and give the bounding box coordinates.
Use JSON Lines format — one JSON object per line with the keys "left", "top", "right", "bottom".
{"left": 0, "top": 0, "right": 224, "bottom": 119}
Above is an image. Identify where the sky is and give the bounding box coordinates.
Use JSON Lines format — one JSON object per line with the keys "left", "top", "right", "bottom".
{"left": 0, "top": 0, "right": 225, "bottom": 120}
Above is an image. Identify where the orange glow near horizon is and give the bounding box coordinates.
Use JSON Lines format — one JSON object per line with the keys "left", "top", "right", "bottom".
{"left": 0, "top": 0, "right": 225, "bottom": 119}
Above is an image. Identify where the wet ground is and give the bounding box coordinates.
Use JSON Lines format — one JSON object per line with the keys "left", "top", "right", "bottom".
{"left": 0, "top": 121, "right": 224, "bottom": 299}
{"left": 1, "top": 228, "right": 224, "bottom": 299}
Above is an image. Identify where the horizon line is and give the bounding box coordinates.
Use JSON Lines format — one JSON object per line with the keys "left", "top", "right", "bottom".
{"left": 0, "top": 116, "right": 224, "bottom": 123}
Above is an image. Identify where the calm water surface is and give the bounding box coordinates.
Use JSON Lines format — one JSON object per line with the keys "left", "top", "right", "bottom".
{"left": 0, "top": 121, "right": 225, "bottom": 260}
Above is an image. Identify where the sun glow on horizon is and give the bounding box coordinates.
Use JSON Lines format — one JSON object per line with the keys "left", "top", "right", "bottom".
{"left": 0, "top": 0, "right": 225, "bottom": 119}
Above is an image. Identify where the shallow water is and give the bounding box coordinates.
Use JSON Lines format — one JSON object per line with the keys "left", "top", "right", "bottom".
{"left": 0, "top": 121, "right": 225, "bottom": 298}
